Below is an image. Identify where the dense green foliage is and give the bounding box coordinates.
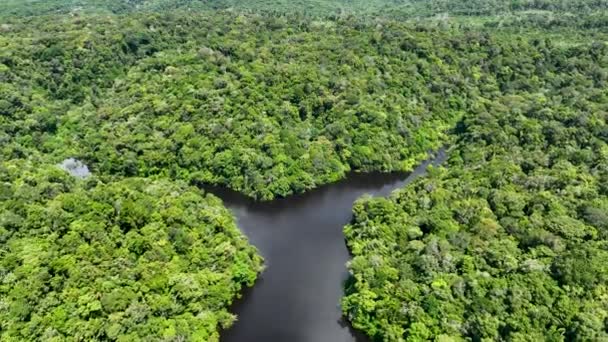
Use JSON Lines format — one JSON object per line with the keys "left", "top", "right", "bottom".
{"left": 0, "top": 160, "right": 262, "bottom": 341}
{"left": 2, "top": 5, "right": 606, "bottom": 199}
{"left": 3, "top": 0, "right": 607, "bottom": 19}
{"left": 0, "top": 5, "right": 469, "bottom": 341}
{"left": 54, "top": 14, "right": 471, "bottom": 199}
{"left": 2, "top": 0, "right": 608, "bottom": 341}
{"left": 343, "top": 35, "right": 608, "bottom": 341}
{"left": 2, "top": 12, "right": 473, "bottom": 199}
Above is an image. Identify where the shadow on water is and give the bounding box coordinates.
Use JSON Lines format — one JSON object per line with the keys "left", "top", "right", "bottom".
{"left": 203, "top": 149, "right": 447, "bottom": 342}
{"left": 204, "top": 170, "right": 409, "bottom": 212}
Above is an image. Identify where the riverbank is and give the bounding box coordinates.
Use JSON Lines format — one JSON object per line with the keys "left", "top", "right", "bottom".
{"left": 210, "top": 149, "right": 447, "bottom": 342}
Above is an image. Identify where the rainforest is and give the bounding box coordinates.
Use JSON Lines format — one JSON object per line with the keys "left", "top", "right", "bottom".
{"left": 1, "top": 0, "right": 607, "bottom": 341}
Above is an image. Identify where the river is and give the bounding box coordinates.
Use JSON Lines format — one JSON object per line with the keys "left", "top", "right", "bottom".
{"left": 210, "top": 149, "right": 447, "bottom": 342}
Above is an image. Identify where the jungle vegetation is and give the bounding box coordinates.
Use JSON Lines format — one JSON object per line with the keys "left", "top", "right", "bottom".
{"left": 2, "top": 0, "right": 608, "bottom": 19}
{"left": 0, "top": 159, "right": 262, "bottom": 341}
{"left": 343, "top": 24, "right": 608, "bottom": 342}
{"left": 1, "top": 0, "right": 607, "bottom": 341}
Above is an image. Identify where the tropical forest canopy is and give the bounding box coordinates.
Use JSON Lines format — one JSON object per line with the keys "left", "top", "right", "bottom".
{"left": 1, "top": 0, "right": 607, "bottom": 341}
{"left": 0, "top": 161, "right": 262, "bottom": 341}
{"left": 343, "top": 39, "right": 608, "bottom": 340}
{"left": 2, "top": 0, "right": 608, "bottom": 18}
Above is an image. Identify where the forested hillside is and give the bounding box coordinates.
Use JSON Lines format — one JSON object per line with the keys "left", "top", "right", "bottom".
{"left": 3, "top": 0, "right": 608, "bottom": 19}
{"left": 2, "top": 0, "right": 608, "bottom": 341}
{"left": 343, "top": 37, "right": 608, "bottom": 341}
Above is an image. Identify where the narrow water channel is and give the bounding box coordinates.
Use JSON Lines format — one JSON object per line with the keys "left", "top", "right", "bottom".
{"left": 211, "top": 149, "right": 447, "bottom": 342}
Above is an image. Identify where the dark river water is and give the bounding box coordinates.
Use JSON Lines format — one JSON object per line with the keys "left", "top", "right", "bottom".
{"left": 211, "top": 149, "right": 447, "bottom": 342}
